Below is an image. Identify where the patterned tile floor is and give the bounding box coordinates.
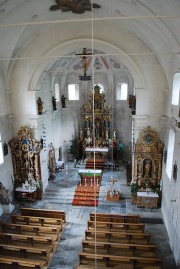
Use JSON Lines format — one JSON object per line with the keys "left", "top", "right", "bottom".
{"left": 1, "top": 161, "right": 179, "bottom": 269}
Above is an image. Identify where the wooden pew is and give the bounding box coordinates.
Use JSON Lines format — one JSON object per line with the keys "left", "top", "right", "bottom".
{"left": 87, "top": 220, "right": 145, "bottom": 233}
{"left": 20, "top": 208, "right": 66, "bottom": 223}
{"left": 82, "top": 240, "right": 157, "bottom": 257}
{"left": 0, "top": 243, "right": 50, "bottom": 263}
{"left": 11, "top": 215, "right": 63, "bottom": 227}
{"left": 90, "top": 212, "right": 140, "bottom": 223}
{"left": 0, "top": 222, "right": 61, "bottom": 241}
{"left": 85, "top": 230, "right": 151, "bottom": 245}
{"left": 78, "top": 252, "right": 162, "bottom": 269}
{"left": 0, "top": 232, "right": 56, "bottom": 251}
{"left": 0, "top": 256, "right": 47, "bottom": 269}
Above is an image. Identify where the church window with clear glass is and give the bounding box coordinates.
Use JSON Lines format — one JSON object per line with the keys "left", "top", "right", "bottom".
{"left": 0, "top": 133, "right": 4, "bottom": 164}
{"left": 166, "top": 129, "right": 175, "bottom": 179}
{"left": 116, "top": 83, "right": 128, "bottom": 100}
{"left": 171, "top": 73, "right": 180, "bottom": 105}
{"left": 68, "top": 84, "right": 79, "bottom": 100}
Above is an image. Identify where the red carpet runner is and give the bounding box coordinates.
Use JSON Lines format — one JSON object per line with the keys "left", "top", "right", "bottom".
{"left": 72, "top": 176, "right": 102, "bottom": 206}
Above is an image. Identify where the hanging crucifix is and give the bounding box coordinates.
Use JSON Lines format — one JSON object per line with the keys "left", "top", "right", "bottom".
{"left": 76, "top": 48, "right": 93, "bottom": 81}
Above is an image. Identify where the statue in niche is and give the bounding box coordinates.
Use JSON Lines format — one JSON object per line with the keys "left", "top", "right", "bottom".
{"left": 105, "top": 129, "right": 109, "bottom": 140}
{"left": 137, "top": 160, "right": 142, "bottom": 178}
{"left": 144, "top": 159, "right": 152, "bottom": 178}
{"left": 113, "top": 130, "right": 117, "bottom": 141}
{"left": 86, "top": 127, "right": 91, "bottom": 138}
{"left": 37, "top": 97, "right": 43, "bottom": 115}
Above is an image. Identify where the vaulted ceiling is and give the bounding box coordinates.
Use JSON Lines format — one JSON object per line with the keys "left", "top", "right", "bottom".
{"left": 0, "top": 0, "right": 180, "bottom": 83}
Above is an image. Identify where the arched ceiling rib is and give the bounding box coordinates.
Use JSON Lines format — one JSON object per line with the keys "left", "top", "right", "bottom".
{"left": 0, "top": 0, "right": 179, "bottom": 83}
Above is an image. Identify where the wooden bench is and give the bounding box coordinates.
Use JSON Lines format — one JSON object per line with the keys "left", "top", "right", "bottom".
{"left": 87, "top": 220, "right": 145, "bottom": 233}
{"left": 85, "top": 230, "right": 151, "bottom": 244}
{"left": 90, "top": 212, "right": 140, "bottom": 223}
{"left": 0, "top": 222, "right": 61, "bottom": 241}
{"left": 20, "top": 208, "right": 66, "bottom": 223}
{"left": 79, "top": 252, "right": 162, "bottom": 269}
{"left": 82, "top": 240, "right": 157, "bottom": 257}
{"left": 0, "top": 232, "right": 56, "bottom": 251}
{"left": 11, "top": 215, "right": 63, "bottom": 227}
{"left": 0, "top": 256, "right": 47, "bottom": 269}
{"left": 0, "top": 243, "right": 51, "bottom": 262}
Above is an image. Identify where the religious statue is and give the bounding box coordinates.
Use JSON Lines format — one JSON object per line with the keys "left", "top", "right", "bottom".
{"left": 144, "top": 160, "right": 152, "bottom": 177}
{"left": 52, "top": 96, "right": 57, "bottom": 110}
{"left": 113, "top": 129, "right": 117, "bottom": 141}
{"left": 86, "top": 127, "right": 91, "bottom": 138}
{"left": 79, "top": 128, "right": 83, "bottom": 141}
{"left": 85, "top": 136, "right": 92, "bottom": 147}
{"left": 128, "top": 95, "right": 136, "bottom": 114}
{"left": 105, "top": 129, "right": 109, "bottom": 140}
{"left": 37, "top": 97, "right": 43, "bottom": 115}
{"left": 61, "top": 95, "right": 66, "bottom": 108}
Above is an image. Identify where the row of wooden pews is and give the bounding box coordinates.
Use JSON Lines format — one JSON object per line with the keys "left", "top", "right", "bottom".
{"left": 0, "top": 207, "right": 66, "bottom": 269}
{"left": 76, "top": 212, "right": 162, "bottom": 269}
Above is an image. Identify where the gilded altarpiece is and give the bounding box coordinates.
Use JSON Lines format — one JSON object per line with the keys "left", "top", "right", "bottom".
{"left": 133, "top": 126, "right": 163, "bottom": 189}
{"left": 9, "top": 127, "right": 41, "bottom": 186}
{"left": 81, "top": 86, "right": 115, "bottom": 147}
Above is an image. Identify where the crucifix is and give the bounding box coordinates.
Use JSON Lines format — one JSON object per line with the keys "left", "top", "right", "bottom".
{"left": 76, "top": 48, "right": 93, "bottom": 81}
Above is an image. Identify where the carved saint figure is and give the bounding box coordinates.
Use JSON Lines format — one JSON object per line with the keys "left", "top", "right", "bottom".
{"left": 144, "top": 160, "right": 152, "bottom": 177}
{"left": 52, "top": 96, "right": 57, "bottom": 110}
{"left": 37, "top": 97, "right": 43, "bottom": 115}
{"left": 61, "top": 95, "right": 66, "bottom": 108}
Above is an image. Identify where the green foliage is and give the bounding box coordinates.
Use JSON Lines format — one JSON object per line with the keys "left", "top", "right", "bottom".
{"left": 130, "top": 182, "right": 139, "bottom": 195}
{"left": 69, "top": 138, "right": 79, "bottom": 161}
{"left": 118, "top": 143, "right": 125, "bottom": 152}
{"left": 152, "top": 183, "right": 161, "bottom": 193}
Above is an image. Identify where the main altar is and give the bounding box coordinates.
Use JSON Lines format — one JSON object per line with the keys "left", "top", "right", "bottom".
{"left": 79, "top": 85, "right": 117, "bottom": 161}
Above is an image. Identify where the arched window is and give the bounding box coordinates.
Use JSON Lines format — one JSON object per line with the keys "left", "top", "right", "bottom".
{"left": 68, "top": 84, "right": 79, "bottom": 100}
{"left": 55, "top": 83, "right": 60, "bottom": 101}
{"left": 116, "top": 83, "right": 128, "bottom": 100}
{"left": 0, "top": 133, "right": 4, "bottom": 165}
{"left": 166, "top": 129, "right": 175, "bottom": 179}
{"left": 171, "top": 73, "right": 180, "bottom": 105}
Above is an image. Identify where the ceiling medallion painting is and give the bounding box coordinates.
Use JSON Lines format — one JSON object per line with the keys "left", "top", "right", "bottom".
{"left": 50, "top": 0, "right": 100, "bottom": 14}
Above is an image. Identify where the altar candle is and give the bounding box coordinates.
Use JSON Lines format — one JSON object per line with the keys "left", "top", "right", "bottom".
{"left": 91, "top": 178, "right": 92, "bottom": 186}
{"left": 85, "top": 178, "right": 87, "bottom": 186}
{"left": 97, "top": 179, "right": 99, "bottom": 186}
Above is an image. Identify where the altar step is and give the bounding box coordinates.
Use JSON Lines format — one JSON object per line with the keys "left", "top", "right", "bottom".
{"left": 85, "top": 158, "right": 105, "bottom": 170}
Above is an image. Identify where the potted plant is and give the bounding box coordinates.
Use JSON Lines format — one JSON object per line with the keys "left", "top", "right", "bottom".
{"left": 129, "top": 182, "right": 139, "bottom": 204}
{"left": 69, "top": 138, "right": 80, "bottom": 167}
